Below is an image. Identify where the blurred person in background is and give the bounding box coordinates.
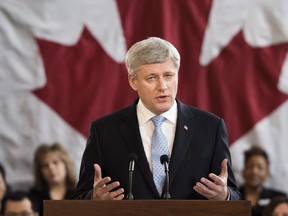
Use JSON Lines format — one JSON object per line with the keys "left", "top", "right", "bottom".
{"left": 29, "top": 143, "right": 76, "bottom": 216}
{"left": 1, "top": 190, "right": 38, "bottom": 216}
{"left": 0, "top": 163, "right": 12, "bottom": 212}
{"left": 239, "top": 145, "right": 286, "bottom": 216}
{"left": 263, "top": 196, "right": 288, "bottom": 216}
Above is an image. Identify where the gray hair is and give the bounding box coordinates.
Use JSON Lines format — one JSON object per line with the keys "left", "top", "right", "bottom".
{"left": 125, "top": 37, "right": 181, "bottom": 75}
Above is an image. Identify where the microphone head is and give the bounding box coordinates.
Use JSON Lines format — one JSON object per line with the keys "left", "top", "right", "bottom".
{"left": 129, "top": 153, "right": 138, "bottom": 162}
{"left": 160, "top": 154, "right": 169, "bottom": 164}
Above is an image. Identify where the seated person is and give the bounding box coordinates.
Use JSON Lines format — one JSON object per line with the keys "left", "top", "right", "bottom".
{"left": 263, "top": 196, "right": 288, "bottom": 216}
{"left": 29, "top": 143, "right": 76, "bottom": 216}
{"left": 0, "top": 163, "right": 12, "bottom": 212}
{"left": 239, "top": 145, "right": 287, "bottom": 216}
{"left": 1, "top": 190, "right": 38, "bottom": 216}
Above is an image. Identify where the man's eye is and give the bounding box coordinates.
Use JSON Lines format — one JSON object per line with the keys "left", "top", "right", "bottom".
{"left": 147, "top": 76, "right": 156, "bottom": 80}
{"left": 165, "top": 74, "right": 173, "bottom": 79}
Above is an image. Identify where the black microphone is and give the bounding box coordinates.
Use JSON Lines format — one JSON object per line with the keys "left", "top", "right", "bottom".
{"left": 126, "top": 153, "right": 138, "bottom": 200}
{"left": 160, "top": 154, "right": 171, "bottom": 199}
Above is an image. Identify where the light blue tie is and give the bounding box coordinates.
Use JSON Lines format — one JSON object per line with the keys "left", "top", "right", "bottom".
{"left": 151, "top": 115, "right": 169, "bottom": 196}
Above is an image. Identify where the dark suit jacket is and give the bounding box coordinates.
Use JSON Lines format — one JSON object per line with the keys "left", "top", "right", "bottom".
{"left": 72, "top": 99, "right": 242, "bottom": 200}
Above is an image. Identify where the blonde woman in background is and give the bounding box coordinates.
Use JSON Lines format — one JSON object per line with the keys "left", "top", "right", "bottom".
{"left": 29, "top": 143, "right": 76, "bottom": 216}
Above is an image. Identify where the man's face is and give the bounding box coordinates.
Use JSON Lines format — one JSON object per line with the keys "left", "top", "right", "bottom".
{"left": 128, "top": 59, "right": 178, "bottom": 115}
{"left": 4, "top": 198, "right": 36, "bottom": 216}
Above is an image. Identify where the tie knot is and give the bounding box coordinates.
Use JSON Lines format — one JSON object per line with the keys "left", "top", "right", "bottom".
{"left": 151, "top": 115, "right": 166, "bottom": 127}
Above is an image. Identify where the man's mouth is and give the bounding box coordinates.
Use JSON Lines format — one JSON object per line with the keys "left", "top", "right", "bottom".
{"left": 156, "top": 95, "right": 168, "bottom": 101}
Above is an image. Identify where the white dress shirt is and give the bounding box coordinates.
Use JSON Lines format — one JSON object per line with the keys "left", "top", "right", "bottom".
{"left": 136, "top": 99, "right": 177, "bottom": 171}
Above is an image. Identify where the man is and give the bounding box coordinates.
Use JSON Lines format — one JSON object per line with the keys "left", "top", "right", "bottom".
{"left": 1, "top": 191, "right": 38, "bottom": 216}
{"left": 72, "top": 37, "right": 242, "bottom": 200}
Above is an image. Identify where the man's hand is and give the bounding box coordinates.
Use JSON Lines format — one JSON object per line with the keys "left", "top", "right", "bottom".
{"left": 92, "top": 164, "right": 125, "bottom": 200}
{"left": 193, "top": 159, "right": 229, "bottom": 200}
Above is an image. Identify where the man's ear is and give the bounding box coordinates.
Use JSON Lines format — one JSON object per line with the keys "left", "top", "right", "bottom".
{"left": 128, "top": 74, "right": 137, "bottom": 91}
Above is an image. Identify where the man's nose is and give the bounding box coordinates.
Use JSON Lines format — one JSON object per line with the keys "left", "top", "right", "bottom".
{"left": 157, "top": 77, "right": 168, "bottom": 90}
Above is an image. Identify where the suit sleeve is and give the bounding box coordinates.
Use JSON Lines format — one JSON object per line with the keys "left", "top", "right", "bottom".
{"left": 215, "top": 119, "right": 243, "bottom": 200}
{"left": 72, "top": 122, "right": 101, "bottom": 199}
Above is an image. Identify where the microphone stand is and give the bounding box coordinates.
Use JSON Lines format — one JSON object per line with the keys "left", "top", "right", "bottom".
{"left": 126, "top": 169, "right": 134, "bottom": 200}
{"left": 163, "top": 161, "right": 171, "bottom": 199}
{"left": 160, "top": 155, "right": 171, "bottom": 199}
{"left": 126, "top": 153, "right": 137, "bottom": 200}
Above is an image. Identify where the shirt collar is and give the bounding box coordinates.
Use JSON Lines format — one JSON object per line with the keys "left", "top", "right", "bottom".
{"left": 137, "top": 99, "right": 177, "bottom": 126}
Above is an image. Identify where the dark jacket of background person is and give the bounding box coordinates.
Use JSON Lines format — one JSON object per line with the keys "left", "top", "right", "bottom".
{"left": 240, "top": 186, "right": 286, "bottom": 216}
{"left": 29, "top": 187, "right": 74, "bottom": 216}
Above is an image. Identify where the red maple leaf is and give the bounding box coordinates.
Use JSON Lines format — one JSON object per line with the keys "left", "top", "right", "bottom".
{"left": 34, "top": 27, "right": 136, "bottom": 137}
{"left": 179, "top": 31, "right": 288, "bottom": 143}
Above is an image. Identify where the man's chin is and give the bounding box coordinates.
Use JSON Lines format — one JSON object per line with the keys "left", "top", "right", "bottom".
{"left": 154, "top": 105, "right": 172, "bottom": 114}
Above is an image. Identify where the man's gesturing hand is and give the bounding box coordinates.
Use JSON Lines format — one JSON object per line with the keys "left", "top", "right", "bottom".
{"left": 92, "top": 164, "right": 125, "bottom": 200}
{"left": 193, "top": 159, "right": 229, "bottom": 200}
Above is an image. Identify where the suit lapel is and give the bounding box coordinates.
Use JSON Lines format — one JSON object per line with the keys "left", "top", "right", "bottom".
{"left": 169, "top": 101, "right": 196, "bottom": 187}
{"left": 117, "top": 103, "right": 160, "bottom": 197}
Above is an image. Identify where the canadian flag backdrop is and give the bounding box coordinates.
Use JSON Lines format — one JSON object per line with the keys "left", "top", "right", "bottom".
{"left": 0, "top": 0, "right": 288, "bottom": 194}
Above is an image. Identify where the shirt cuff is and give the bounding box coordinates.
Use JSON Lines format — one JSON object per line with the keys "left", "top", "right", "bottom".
{"left": 226, "top": 189, "right": 231, "bottom": 200}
